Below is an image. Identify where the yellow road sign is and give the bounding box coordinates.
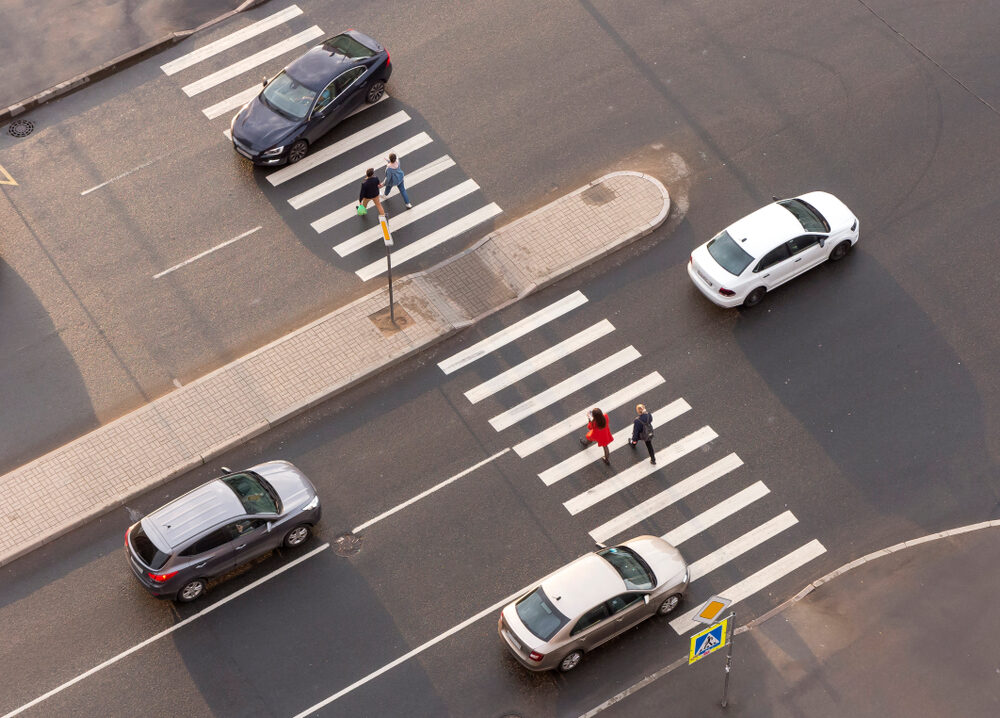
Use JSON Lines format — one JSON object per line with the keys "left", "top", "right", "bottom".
{"left": 379, "top": 215, "right": 393, "bottom": 246}
{"left": 689, "top": 617, "right": 728, "bottom": 664}
{"left": 0, "top": 163, "right": 17, "bottom": 186}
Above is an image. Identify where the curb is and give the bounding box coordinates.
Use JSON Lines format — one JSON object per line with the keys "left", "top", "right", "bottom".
{"left": 1, "top": 0, "right": 272, "bottom": 124}
{"left": 0, "top": 171, "right": 670, "bottom": 568}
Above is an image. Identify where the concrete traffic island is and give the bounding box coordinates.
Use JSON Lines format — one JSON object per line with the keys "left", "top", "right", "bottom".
{"left": 0, "top": 171, "right": 670, "bottom": 567}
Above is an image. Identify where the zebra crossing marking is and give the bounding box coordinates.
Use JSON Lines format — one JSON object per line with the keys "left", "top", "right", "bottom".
{"left": 161, "top": 5, "right": 304, "bottom": 75}
{"left": 662, "top": 481, "right": 770, "bottom": 546}
{"left": 537, "top": 399, "right": 691, "bottom": 485}
{"left": 563, "top": 427, "right": 719, "bottom": 516}
{"left": 465, "top": 320, "right": 616, "bottom": 404}
{"left": 488, "top": 347, "right": 641, "bottom": 431}
{"left": 335, "top": 179, "right": 480, "bottom": 256}
{"left": 182, "top": 26, "right": 324, "bottom": 97}
{"left": 269, "top": 110, "right": 411, "bottom": 186}
{"left": 288, "top": 132, "right": 432, "bottom": 209}
{"left": 669, "top": 539, "right": 827, "bottom": 634}
{"left": 203, "top": 84, "right": 260, "bottom": 119}
{"left": 588, "top": 453, "right": 744, "bottom": 542}
{"left": 438, "top": 292, "right": 588, "bottom": 375}
{"left": 686, "top": 511, "right": 799, "bottom": 582}
{"left": 513, "top": 374, "right": 669, "bottom": 459}
{"left": 355, "top": 203, "right": 503, "bottom": 281}
{"left": 319, "top": 156, "right": 456, "bottom": 237}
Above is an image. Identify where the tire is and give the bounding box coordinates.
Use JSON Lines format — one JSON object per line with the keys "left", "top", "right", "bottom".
{"left": 176, "top": 578, "right": 207, "bottom": 603}
{"left": 829, "top": 240, "right": 852, "bottom": 261}
{"left": 366, "top": 80, "right": 386, "bottom": 103}
{"left": 287, "top": 140, "right": 308, "bottom": 164}
{"left": 558, "top": 650, "right": 583, "bottom": 672}
{"left": 743, "top": 287, "right": 766, "bottom": 307}
{"left": 283, "top": 524, "right": 310, "bottom": 548}
{"left": 657, "top": 593, "right": 682, "bottom": 616}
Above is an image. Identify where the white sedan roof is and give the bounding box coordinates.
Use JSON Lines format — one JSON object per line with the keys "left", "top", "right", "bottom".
{"left": 725, "top": 202, "right": 803, "bottom": 259}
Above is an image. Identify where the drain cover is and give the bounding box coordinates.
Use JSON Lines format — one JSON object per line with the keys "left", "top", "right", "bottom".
{"left": 8, "top": 119, "right": 34, "bottom": 138}
{"left": 332, "top": 532, "right": 363, "bottom": 557}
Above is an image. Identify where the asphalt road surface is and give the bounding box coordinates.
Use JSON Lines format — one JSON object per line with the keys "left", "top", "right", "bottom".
{"left": 1, "top": 0, "right": 999, "bottom": 716}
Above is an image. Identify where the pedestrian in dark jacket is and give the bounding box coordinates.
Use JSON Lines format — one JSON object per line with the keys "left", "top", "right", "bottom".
{"left": 383, "top": 152, "right": 412, "bottom": 208}
{"left": 580, "top": 407, "right": 614, "bottom": 465}
{"left": 358, "top": 168, "right": 385, "bottom": 216}
{"left": 629, "top": 404, "right": 656, "bottom": 464}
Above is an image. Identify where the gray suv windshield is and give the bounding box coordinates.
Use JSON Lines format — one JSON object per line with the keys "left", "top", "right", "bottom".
{"left": 516, "top": 588, "right": 569, "bottom": 641}
{"left": 223, "top": 473, "right": 279, "bottom": 514}
{"left": 706, "top": 231, "right": 754, "bottom": 276}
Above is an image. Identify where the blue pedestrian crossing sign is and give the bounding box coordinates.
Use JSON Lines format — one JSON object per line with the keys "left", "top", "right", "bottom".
{"left": 689, "top": 617, "right": 729, "bottom": 664}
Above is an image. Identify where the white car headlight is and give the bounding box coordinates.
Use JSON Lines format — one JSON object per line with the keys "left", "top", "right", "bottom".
{"left": 301, "top": 495, "right": 320, "bottom": 511}
{"left": 261, "top": 146, "right": 285, "bottom": 157}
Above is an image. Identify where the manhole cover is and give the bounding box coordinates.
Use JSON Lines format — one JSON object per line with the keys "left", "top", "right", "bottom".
{"left": 8, "top": 119, "right": 34, "bottom": 138}
{"left": 333, "top": 532, "right": 363, "bottom": 557}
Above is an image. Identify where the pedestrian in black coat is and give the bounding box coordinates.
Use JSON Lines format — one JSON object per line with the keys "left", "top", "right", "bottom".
{"left": 629, "top": 404, "right": 656, "bottom": 464}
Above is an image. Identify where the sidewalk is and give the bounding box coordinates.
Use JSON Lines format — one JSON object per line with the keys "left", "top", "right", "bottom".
{"left": 592, "top": 521, "right": 1000, "bottom": 718}
{"left": 0, "top": 171, "right": 670, "bottom": 568}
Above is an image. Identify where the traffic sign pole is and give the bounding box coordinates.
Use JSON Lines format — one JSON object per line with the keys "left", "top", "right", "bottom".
{"left": 379, "top": 215, "right": 395, "bottom": 325}
{"left": 721, "top": 611, "right": 735, "bottom": 708}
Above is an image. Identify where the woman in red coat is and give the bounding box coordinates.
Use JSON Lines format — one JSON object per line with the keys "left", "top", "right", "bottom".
{"left": 580, "top": 407, "right": 614, "bottom": 465}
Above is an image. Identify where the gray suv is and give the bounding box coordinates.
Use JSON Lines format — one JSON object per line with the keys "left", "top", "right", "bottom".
{"left": 125, "top": 460, "right": 321, "bottom": 602}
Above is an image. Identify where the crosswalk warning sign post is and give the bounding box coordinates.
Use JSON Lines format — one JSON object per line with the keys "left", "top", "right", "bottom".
{"left": 689, "top": 617, "right": 728, "bottom": 665}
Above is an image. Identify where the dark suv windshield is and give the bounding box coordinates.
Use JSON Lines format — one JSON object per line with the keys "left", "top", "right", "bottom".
{"left": 516, "top": 588, "right": 569, "bottom": 641}
{"left": 261, "top": 70, "right": 316, "bottom": 120}
{"left": 223, "top": 473, "right": 279, "bottom": 514}
{"left": 130, "top": 523, "right": 171, "bottom": 569}
{"left": 598, "top": 546, "right": 655, "bottom": 590}
{"left": 706, "top": 230, "right": 754, "bottom": 276}
{"left": 779, "top": 199, "right": 829, "bottom": 233}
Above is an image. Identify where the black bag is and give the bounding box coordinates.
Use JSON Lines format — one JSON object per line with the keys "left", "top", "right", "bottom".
{"left": 638, "top": 417, "right": 654, "bottom": 442}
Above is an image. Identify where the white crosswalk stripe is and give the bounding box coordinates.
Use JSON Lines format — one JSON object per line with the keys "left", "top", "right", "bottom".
{"left": 588, "top": 453, "right": 744, "bottom": 542}
{"left": 269, "top": 110, "right": 411, "bottom": 186}
{"left": 662, "top": 481, "right": 770, "bottom": 546}
{"left": 563, "top": 427, "right": 719, "bottom": 515}
{"left": 318, "top": 156, "right": 456, "bottom": 236}
{"left": 288, "top": 132, "right": 432, "bottom": 209}
{"left": 161, "top": 5, "right": 304, "bottom": 75}
{"left": 465, "top": 320, "right": 616, "bottom": 404}
{"left": 488, "top": 347, "right": 641, "bottom": 431}
{"left": 537, "top": 399, "right": 692, "bottom": 485}
{"left": 513, "top": 374, "right": 670, "bottom": 459}
{"left": 335, "top": 179, "right": 480, "bottom": 257}
{"left": 686, "top": 511, "right": 799, "bottom": 582}
{"left": 182, "top": 26, "right": 324, "bottom": 97}
{"left": 438, "top": 292, "right": 587, "bottom": 375}
{"left": 356, "top": 204, "right": 503, "bottom": 281}
{"left": 669, "top": 539, "right": 827, "bottom": 634}
{"left": 202, "top": 84, "right": 260, "bottom": 119}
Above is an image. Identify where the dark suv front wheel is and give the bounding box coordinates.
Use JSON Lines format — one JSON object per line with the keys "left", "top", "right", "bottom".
{"left": 176, "top": 578, "right": 207, "bottom": 603}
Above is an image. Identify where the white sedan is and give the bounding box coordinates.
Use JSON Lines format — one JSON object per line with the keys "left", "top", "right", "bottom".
{"left": 688, "top": 191, "right": 859, "bottom": 307}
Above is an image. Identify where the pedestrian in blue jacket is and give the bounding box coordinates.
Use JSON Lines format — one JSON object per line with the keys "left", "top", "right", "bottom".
{"left": 383, "top": 152, "right": 412, "bottom": 208}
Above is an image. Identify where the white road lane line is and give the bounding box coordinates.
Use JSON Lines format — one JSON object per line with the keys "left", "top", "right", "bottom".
{"left": 465, "top": 320, "right": 616, "bottom": 404}
{"left": 663, "top": 481, "right": 770, "bottom": 546}
{"left": 202, "top": 84, "right": 260, "bottom": 119}
{"left": 669, "top": 539, "right": 827, "bottom": 634}
{"left": 290, "top": 581, "right": 534, "bottom": 717}
{"left": 513, "top": 374, "right": 669, "bottom": 459}
{"left": 269, "top": 110, "right": 411, "bottom": 186}
{"left": 334, "top": 178, "right": 480, "bottom": 256}
{"left": 153, "top": 226, "right": 262, "bottom": 278}
{"left": 563, "top": 427, "right": 719, "bottom": 515}
{"left": 488, "top": 347, "right": 641, "bottom": 431}
{"left": 355, "top": 203, "right": 503, "bottom": 281}
{"left": 2, "top": 542, "right": 329, "bottom": 718}
{"left": 317, "top": 155, "right": 456, "bottom": 235}
{"left": 588, "top": 453, "right": 745, "bottom": 542}
{"left": 288, "top": 132, "right": 432, "bottom": 209}
{"left": 438, "top": 291, "right": 587, "bottom": 375}
{"left": 161, "top": 5, "right": 304, "bottom": 75}
{"left": 352, "top": 449, "right": 509, "bottom": 534}
{"left": 80, "top": 154, "right": 166, "bottom": 195}
{"left": 686, "top": 511, "right": 799, "bottom": 582}
{"left": 181, "top": 26, "right": 324, "bottom": 96}
{"left": 537, "top": 399, "right": 691, "bottom": 485}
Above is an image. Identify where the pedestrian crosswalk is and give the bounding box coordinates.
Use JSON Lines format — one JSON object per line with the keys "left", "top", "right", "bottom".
{"left": 437, "top": 291, "right": 827, "bottom": 635}
{"left": 157, "top": 4, "right": 502, "bottom": 280}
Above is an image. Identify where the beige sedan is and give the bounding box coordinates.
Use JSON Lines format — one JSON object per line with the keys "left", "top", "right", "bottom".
{"left": 498, "top": 536, "right": 689, "bottom": 672}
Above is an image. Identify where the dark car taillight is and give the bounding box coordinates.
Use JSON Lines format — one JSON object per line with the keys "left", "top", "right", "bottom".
{"left": 719, "top": 288, "right": 736, "bottom": 297}
{"left": 385, "top": 48, "right": 390, "bottom": 65}
{"left": 148, "top": 571, "right": 178, "bottom": 583}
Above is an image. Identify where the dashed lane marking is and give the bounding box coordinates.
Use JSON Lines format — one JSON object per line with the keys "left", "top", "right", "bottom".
{"left": 153, "top": 226, "right": 262, "bottom": 278}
